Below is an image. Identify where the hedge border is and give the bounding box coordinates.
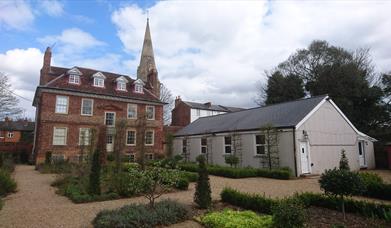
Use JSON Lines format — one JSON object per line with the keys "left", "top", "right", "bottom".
{"left": 221, "top": 187, "right": 391, "bottom": 220}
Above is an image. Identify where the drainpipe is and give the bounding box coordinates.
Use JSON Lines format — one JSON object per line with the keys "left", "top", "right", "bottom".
{"left": 292, "top": 127, "right": 298, "bottom": 177}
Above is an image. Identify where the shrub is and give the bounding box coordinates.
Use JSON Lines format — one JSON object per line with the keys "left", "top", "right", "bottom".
{"left": 37, "top": 160, "right": 73, "bottom": 174}
{"left": 201, "top": 209, "right": 273, "bottom": 228}
{"left": 110, "top": 170, "right": 143, "bottom": 197}
{"left": 0, "top": 169, "right": 17, "bottom": 196}
{"left": 194, "top": 155, "right": 212, "bottom": 209}
{"left": 358, "top": 172, "right": 391, "bottom": 200}
{"left": 178, "top": 163, "right": 291, "bottom": 179}
{"left": 45, "top": 151, "right": 52, "bottom": 164}
{"left": 93, "top": 199, "right": 189, "bottom": 228}
{"left": 175, "top": 178, "right": 189, "bottom": 190}
{"left": 319, "top": 168, "right": 364, "bottom": 219}
{"left": 179, "top": 171, "right": 198, "bottom": 182}
{"left": 339, "top": 149, "right": 350, "bottom": 171}
{"left": 359, "top": 172, "right": 383, "bottom": 186}
{"left": 272, "top": 197, "right": 307, "bottom": 228}
{"left": 89, "top": 150, "right": 101, "bottom": 195}
{"left": 0, "top": 155, "right": 15, "bottom": 173}
{"left": 106, "top": 153, "right": 114, "bottom": 162}
{"left": 221, "top": 188, "right": 276, "bottom": 214}
{"left": 225, "top": 155, "right": 239, "bottom": 168}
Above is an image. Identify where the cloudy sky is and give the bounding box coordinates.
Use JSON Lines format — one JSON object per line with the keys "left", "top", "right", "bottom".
{"left": 0, "top": 0, "right": 390, "bottom": 119}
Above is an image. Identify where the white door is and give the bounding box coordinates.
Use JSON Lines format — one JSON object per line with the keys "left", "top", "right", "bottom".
{"left": 300, "top": 142, "right": 310, "bottom": 174}
{"left": 106, "top": 134, "right": 114, "bottom": 152}
{"left": 358, "top": 141, "right": 366, "bottom": 167}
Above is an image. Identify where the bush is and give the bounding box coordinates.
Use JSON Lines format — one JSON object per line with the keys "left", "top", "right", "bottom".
{"left": 0, "top": 169, "right": 17, "bottom": 196}
{"left": 201, "top": 209, "right": 273, "bottom": 228}
{"left": 339, "top": 149, "right": 350, "bottom": 171}
{"left": 93, "top": 199, "right": 189, "bottom": 228}
{"left": 179, "top": 171, "right": 198, "bottom": 182}
{"left": 358, "top": 172, "right": 391, "bottom": 200}
{"left": 178, "top": 163, "right": 292, "bottom": 179}
{"left": 37, "top": 160, "right": 73, "bottom": 174}
{"left": 359, "top": 172, "right": 383, "bottom": 186}
{"left": 0, "top": 198, "right": 3, "bottom": 210}
{"left": 0, "top": 155, "right": 15, "bottom": 173}
{"left": 109, "top": 170, "right": 143, "bottom": 197}
{"left": 194, "top": 155, "right": 212, "bottom": 209}
{"left": 225, "top": 155, "right": 239, "bottom": 168}
{"left": 221, "top": 188, "right": 276, "bottom": 214}
{"left": 272, "top": 198, "right": 307, "bottom": 228}
{"left": 175, "top": 178, "right": 189, "bottom": 190}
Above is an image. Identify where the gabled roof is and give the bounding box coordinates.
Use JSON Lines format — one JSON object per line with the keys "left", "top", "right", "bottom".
{"left": 37, "top": 66, "right": 163, "bottom": 105}
{"left": 183, "top": 101, "right": 244, "bottom": 112}
{"left": 0, "top": 121, "right": 35, "bottom": 131}
{"left": 175, "top": 95, "right": 328, "bottom": 136}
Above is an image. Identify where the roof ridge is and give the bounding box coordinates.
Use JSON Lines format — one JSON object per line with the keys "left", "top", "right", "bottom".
{"left": 195, "top": 95, "right": 329, "bottom": 121}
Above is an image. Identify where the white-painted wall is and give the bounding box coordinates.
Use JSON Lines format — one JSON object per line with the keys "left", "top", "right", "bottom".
{"left": 190, "top": 108, "right": 226, "bottom": 122}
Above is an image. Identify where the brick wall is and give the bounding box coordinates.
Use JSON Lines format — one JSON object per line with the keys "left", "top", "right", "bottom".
{"left": 171, "top": 102, "right": 190, "bottom": 126}
{"left": 34, "top": 92, "right": 164, "bottom": 164}
{"left": 0, "top": 130, "right": 22, "bottom": 143}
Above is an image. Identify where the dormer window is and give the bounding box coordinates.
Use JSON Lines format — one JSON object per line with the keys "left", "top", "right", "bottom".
{"left": 92, "top": 72, "right": 106, "bottom": 88}
{"left": 116, "top": 76, "right": 128, "bottom": 91}
{"left": 133, "top": 79, "right": 145, "bottom": 94}
{"left": 67, "top": 67, "right": 82, "bottom": 85}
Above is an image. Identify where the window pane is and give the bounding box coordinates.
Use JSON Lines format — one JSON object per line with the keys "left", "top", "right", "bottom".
{"left": 224, "top": 136, "right": 231, "bottom": 145}
{"left": 82, "top": 99, "right": 92, "bottom": 115}
{"left": 256, "top": 145, "right": 265, "bottom": 155}
{"left": 146, "top": 106, "right": 154, "bottom": 119}
{"left": 127, "top": 131, "right": 135, "bottom": 145}
{"left": 225, "top": 146, "right": 231, "bottom": 154}
{"left": 56, "top": 96, "right": 68, "bottom": 113}
{"left": 79, "top": 128, "right": 91, "bottom": 145}
{"left": 201, "top": 138, "right": 207, "bottom": 145}
{"left": 53, "top": 128, "right": 66, "bottom": 145}
{"left": 145, "top": 131, "right": 153, "bottom": 145}
{"left": 201, "top": 146, "right": 207, "bottom": 154}
{"left": 105, "top": 113, "right": 115, "bottom": 126}
{"left": 128, "top": 104, "right": 137, "bottom": 118}
{"left": 256, "top": 135, "right": 265, "bottom": 144}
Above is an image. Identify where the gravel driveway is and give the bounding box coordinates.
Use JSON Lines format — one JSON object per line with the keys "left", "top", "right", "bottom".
{"left": 0, "top": 165, "right": 323, "bottom": 228}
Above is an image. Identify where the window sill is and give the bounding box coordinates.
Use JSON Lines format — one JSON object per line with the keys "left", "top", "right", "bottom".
{"left": 81, "top": 114, "right": 93, "bottom": 116}
{"left": 55, "top": 112, "right": 68, "bottom": 115}
{"left": 145, "top": 144, "right": 154, "bottom": 146}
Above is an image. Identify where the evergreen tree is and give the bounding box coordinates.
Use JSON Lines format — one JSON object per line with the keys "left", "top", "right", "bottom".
{"left": 339, "top": 149, "right": 350, "bottom": 171}
{"left": 264, "top": 71, "right": 305, "bottom": 105}
{"left": 89, "top": 149, "right": 101, "bottom": 195}
{"left": 194, "top": 155, "right": 211, "bottom": 209}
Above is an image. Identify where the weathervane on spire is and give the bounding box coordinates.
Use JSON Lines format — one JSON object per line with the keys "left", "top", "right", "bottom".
{"left": 147, "top": 10, "right": 149, "bottom": 22}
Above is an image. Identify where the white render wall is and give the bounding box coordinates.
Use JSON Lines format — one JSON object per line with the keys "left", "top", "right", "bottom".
{"left": 190, "top": 108, "right": 226, "bottom": 122}
{"left": 296, "top": 100, "right": 375, "bottom": 175}
{"left": 173, "top": 130, "right": 296, "bottom": 172}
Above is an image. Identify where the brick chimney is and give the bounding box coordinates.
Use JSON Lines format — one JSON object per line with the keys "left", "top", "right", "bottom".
{"left": 40, "top": 47, "right": 52, "bottom": 85}
{"left": 204, "top": 102, "right": 212, "bottom": 108}
{"left": 175, "top": 96, "right": 182, "bottom": 107}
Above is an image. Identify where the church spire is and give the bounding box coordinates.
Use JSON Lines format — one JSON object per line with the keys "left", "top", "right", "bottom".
{"left": 137, "top": 18, "right": 156, "bottom": 82}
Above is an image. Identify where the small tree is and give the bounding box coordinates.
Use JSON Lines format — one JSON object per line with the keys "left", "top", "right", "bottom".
{"left": 136, "top": 112, "right": 147, "bottom": 170}
{"left": 114, "top": 119, "right": 127, "bottom": 173}
{"left": 259, "top": 124, "right": 279, "bottom": 169}
{"left": 319, "top": 168, "right": 364, "bottom": 220}
{"left": 88, "top": 149, "right": 101, "bottom": 195}
{"left": 139, "top": 167, "right": 176, "bottom": 208}
{"left": 339, "top": 149, "right": 350, "bottom": 171}
{"left": 194, "top": 155, "right": 212, "bottom": 209}
{"left": 225, "top": 155, "right": 239, "bottom": 168}
{"left": 165, "top": 133, "right": 174, "bottom": 158}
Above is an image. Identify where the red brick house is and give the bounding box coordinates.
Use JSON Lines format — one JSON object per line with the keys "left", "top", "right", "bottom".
{"left": 32, "top": 20, "right": 165, "bottom": 164}
{"left": 0, "top": 117, "right": 34, "bottom": 162}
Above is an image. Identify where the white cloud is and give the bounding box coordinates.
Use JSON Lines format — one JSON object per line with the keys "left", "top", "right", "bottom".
{"left": 0, "top": 0, "right": 34, "bottom": 30}
{"left": 111, "top": 1, "right": 391, "bottom": 108}
{"left": 38, "top": 0, "right": 64, "bottom": 17}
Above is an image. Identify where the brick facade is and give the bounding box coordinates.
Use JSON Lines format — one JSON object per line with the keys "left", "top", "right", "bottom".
{"left": 171, "top": 101, "right": 191, "bottom": 127}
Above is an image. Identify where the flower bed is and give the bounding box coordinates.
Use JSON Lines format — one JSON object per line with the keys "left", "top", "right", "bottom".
{"left": 93, "top": 200, "right": 189, "bottom": 228}
{"left": 200, "top": 209, "right": 273, "bottom": 228}
{"left": 178, "top": 163, "right": 292, "bottom": 179}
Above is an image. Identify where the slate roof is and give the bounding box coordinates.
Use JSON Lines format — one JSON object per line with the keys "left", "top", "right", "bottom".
{"left": 37, "top": 66, "right": 163, "bottom": 104}
{"left": 175, "top": 95, "right": 328, "bottom": 136}
{"left": 183, "top": 101, "right": 244, "bottom": 112}
{"left": 0, "top": 121, "right": 35, "bottom": 131}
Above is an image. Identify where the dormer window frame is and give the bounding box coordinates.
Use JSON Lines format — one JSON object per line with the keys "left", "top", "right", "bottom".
{"left": 116, "top": 76, "right": 128, "bottom": 91}
{"left": 133, "top": 79, "right": 145, "bottom": 94}
{"left": 92, "top": 72, "right": 106, "bottom": 88}
{"left": 67, "top": 67, "right": 82, "bottom": 85}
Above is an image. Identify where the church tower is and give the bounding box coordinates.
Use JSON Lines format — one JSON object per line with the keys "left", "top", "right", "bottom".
{"left": 137, "top": 18, "right": 160, "bottom": 97}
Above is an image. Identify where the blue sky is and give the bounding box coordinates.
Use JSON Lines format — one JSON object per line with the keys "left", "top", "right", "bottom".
{"left": 0, "top": 0, "right": 391, "bottom": 119}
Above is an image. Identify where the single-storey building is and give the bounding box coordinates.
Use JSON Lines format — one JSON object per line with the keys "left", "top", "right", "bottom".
{"left": 173, "top": 95, "right": 376, "bottom": 176}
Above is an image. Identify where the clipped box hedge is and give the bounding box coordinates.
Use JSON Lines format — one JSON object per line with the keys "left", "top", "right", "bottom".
{"left": 178, "top": 163, "right": 292, "bottom": 180}
{"left": 220, "top": 187, "right": 391, "bottom": 220}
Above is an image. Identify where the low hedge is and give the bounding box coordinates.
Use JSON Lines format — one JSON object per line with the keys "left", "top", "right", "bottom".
{"left": 220, "top": 187, "right": 391, "bottom": 220}
{"left": 200, "top": 209, "right": 273, "bottom": 228}
{"left": 93, "top": 199, "right": 189, "bottom": 228}
{"left": 178, "top": 163, "right": 291, "bottom": 180}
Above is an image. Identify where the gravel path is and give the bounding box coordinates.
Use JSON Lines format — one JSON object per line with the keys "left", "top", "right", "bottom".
{"left": 0, "top": 165, "right": 324, "bottom": 228}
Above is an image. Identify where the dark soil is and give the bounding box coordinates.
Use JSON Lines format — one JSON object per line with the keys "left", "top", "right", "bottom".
{"left": 307, "top": 206, "right": 391, "bottom": 228}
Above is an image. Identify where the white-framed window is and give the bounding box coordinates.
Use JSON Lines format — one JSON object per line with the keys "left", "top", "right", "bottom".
{"left": 126, "top": 130, "right": 136, "bottom": 145}
{"left": 7, "top": 131, "right": 14, "bottom": 138}
{"left": 145, "top": 153, "right": 154, "bottom": 160}
{"left": 145, "top": 130, "right": 154, "bottom": 145}
{"left": 105, "top": 112, "right": 116, "bottom": 126}
{"left": 201, "top": 137, "right": 207, "bottom": 154}
{"left": 255, "top": 134, "right": 266, "bottom": 155}
{"left": 79, "top": 128, "right": 91, "bottom": 145}
{"left": 81, "top": 98, "right": 93, "bottom": 116}
{"left": 55, "top": 96, "right": 69, "bottom": 114}
{"left": 224, "top": 136, "right": 232, "bottom": 154}
{"left": 117, "top": 81, "right": 127, "bottom": 91}
{"left": 123, "top": 153, "right": 135, "bottom": 162}
{"left": 146, "top": 106, "right": 155, "bottom": 120}
{"left": 127, "top": 104, "right": 137, "bottom": 119}
{"left": 135, "top": 84, "right": 143, "bottom": 93}
{"left": 69, "top": 74, "right": 80, "bottom": 84}
{"left": 94, "top": 78, "right": 105, "bottom": 87}
{"left": 182, "top": 139, "right": 187, "bottom": 154}
{"left": 53, "top": 127, "right": 67, "bottom": 145}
